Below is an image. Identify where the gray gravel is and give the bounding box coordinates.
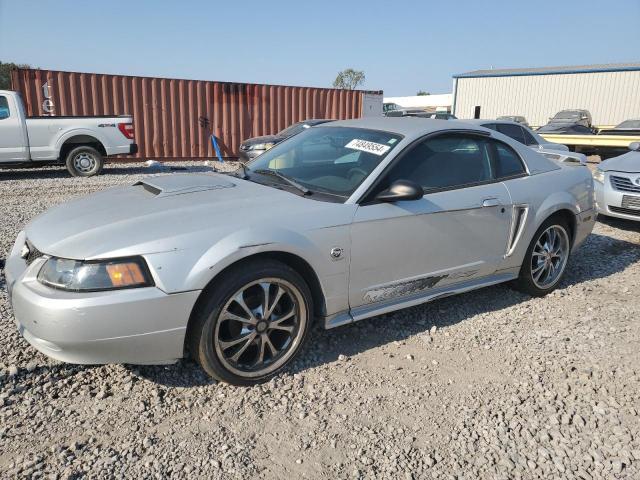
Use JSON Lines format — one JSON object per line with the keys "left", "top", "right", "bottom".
{"left": 1, "top": 162, "right": 639, "bottom": 479}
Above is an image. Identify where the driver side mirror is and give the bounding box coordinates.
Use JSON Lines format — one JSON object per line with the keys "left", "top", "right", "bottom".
{"left": 376, "top": 179, "right": 424, "bottom": 202}
{"left": 629, "top": 142, "right": 640, "bottom": 152}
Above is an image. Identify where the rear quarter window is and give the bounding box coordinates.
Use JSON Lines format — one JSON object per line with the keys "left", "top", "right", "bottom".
{"left": 0, "top": 96, "right": 10, "bottom": 119}
{"left": 494, "top": 143, "right": 526, "bottom": 178}
{"left": 521, "top": 128, "right": 538, "bottom": 146}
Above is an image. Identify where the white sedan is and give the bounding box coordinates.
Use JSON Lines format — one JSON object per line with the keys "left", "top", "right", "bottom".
{"left": 594, "top": 142, "right": 640, "bottom": 221}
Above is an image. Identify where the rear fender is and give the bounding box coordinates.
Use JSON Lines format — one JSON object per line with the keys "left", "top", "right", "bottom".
{"left": 54, "top": 128, "right": 108, "bottom": 157}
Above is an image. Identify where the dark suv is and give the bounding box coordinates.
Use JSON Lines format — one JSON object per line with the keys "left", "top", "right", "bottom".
{"left": 239, "top": 119, "right": 333, "bottom": 161}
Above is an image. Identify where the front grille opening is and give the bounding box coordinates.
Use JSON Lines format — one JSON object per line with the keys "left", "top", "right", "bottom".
{"left": 609, "top": 205, "right": 640, "bottom": 217}
{"left": 621, "top": 195, "right": 640, "bottom": 210}
{"left": 610, "top": 176, "right": 640, "bottom": 193}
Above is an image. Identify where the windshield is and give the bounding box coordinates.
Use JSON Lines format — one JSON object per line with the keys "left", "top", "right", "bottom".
{"left": 554, "top": 110, "right": 582, "bottom": 120}
{"left": 247, "top": 126, "right": 402, "bottom": 198}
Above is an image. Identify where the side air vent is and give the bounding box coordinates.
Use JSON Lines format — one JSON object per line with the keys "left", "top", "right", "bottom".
{"left": 505, "top": 205, "right": 529, "bottom": 257}
{"left": 138, "top": 183, "right": 162, "bottom": 196}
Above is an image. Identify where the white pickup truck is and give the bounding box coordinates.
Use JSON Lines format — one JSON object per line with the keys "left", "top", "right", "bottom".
{"left": 0, "top": 90, "right": 137, "bottom": 177}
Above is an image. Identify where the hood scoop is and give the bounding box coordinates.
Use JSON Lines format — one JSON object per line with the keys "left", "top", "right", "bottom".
{"left": 133, "top": 174, "right": 236, "bottom": 197}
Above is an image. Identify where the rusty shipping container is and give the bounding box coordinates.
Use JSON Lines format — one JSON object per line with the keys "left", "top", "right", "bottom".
{"left": 11, "top": 68, "right": 382, "bottom": 160}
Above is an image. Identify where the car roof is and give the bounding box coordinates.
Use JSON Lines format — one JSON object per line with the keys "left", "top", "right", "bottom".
{"left": 324, "top": 117, "right": 492, "bottom": 139}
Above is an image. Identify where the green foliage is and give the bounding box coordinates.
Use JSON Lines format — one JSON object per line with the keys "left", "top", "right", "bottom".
{"left": 333, "top": 69, "right": 365, "bottom": 90}
{"left": 416, "top": 90, "right": 431, "bottom": 96}
{"left": 0, "top": 61, "right": 32, "bottom": 90}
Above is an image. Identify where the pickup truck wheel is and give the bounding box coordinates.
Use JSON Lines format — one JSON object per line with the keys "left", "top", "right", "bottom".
{"left": 65, "top": 146, "right": 104, "bottom": 177}
{"left": 188, "top": 260, "right": 313, "bottom": 386}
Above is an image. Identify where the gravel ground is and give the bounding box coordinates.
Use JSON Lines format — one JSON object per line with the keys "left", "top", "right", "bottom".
{"left": 1, "top": 162, "right": 639, "bottom": 479}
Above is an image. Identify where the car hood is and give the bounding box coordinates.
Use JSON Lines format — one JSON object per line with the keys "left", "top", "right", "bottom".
{"left": 25, "top": 173, "right": 352, "bottom": 259}
{"left": 599, "top": 151, "right": 640, "bottom": 173}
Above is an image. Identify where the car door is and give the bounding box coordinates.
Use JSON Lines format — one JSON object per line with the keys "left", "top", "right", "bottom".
{"left": 349, "top": 133, "right": 515, "bottom": 310}
{"left": 0, "top": 93, "right": 29, "bottom": 162}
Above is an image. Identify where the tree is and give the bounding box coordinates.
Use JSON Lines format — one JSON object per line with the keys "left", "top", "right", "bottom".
{"left": 333, "top": 69, "right": 365, "bottom": 90}
{"left": 416, "top": 90, "right": 431, "bottom": 96}
{"left": 0, "top": 61, "right": 32, "bottom": 90}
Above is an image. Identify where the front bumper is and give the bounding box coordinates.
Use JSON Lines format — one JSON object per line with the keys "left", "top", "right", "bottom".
{"left": 6, "top": 233, "right": 200, "bottom": 365}
{"left": 594, "top": 174, "right": 640, "bottom": 222}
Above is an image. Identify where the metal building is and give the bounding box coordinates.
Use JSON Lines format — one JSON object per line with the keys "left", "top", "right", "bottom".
{"left": 452, "top": 62, "right": 640, "bottom": 128}
{"left": 11, "top": 68, "right": 383, "bottom": 160}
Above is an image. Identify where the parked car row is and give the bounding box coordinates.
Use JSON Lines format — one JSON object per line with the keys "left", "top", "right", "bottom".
{"left": 494, "top": 110, "right": 640, "bottom": 138}
{"left": 385, "top": 109, "right": 457, "bottom": 120}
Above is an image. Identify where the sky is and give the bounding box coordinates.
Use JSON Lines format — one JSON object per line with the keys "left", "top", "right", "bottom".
{"left": 1, "top": 0, "right": 639, "bottom": 96}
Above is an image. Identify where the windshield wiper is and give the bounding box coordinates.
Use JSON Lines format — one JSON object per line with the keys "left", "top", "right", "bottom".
{"left": 253, "top": 169, "right": 310, "bottom": 195}
{"left": 234, "top": 162, "right": 250, "bottom": 179}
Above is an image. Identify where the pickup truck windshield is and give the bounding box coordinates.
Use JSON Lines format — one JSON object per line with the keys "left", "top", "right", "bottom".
{"left": 247, "top": 126, "right": 402, "bottom": 197}
{"left": 554, "top": 111, "right": 582, "bottom": 119}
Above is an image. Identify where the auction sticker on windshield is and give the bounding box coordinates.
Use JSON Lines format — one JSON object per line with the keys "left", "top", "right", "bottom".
{"left": 345, "top": 139, "right": 391, "bottom": 156}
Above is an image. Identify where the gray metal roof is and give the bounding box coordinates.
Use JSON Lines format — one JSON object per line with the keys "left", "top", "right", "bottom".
{"left": 454, "top": 62, "right": 640, "bottom": 79}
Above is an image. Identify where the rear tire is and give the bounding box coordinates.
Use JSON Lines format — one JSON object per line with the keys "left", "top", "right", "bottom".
{"left": 65, "top": 146, "right": 104, "bottom": 177}
{"left": 513, "top": 216, "right": 571, "bottom": 297}
{"left": 188, "top": 259, "right": 313, "bottom": 386}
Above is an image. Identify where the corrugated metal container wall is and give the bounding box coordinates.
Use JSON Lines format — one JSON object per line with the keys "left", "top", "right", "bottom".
{"left": 11, "top": 68, "right": 381, "bottom": 159}
{"left": 453, "top": 71, "right": 640, "bottom": 127}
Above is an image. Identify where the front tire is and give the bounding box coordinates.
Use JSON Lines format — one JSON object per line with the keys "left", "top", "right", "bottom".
{"left": 188, "top": 260, "right": 313, "bottom": 386}
{"left": 513, "top": 217, "right": 571, "bottom": 297}
{"left": 65, "top": 146, "right": 104, "bottom": 177}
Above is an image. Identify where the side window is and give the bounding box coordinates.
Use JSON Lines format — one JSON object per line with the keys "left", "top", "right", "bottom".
{"left": 496, "top": 123, "right": 526, "bottom": 144}
{"left": 492, "top": 142, "right": 526, "bottom": 178}
{"left": 383, "top": 134, "right": 494, "bottom": 191}
{"left": 0, "top": 95, "right": 10, "bottom": 120}
{"left": 521, "top": 128, "right": 538, "bottom": 146}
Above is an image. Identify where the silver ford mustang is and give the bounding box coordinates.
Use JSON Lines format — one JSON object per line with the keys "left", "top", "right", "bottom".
{"left": 6, "top": 118, "right": 595, "bottom": 385}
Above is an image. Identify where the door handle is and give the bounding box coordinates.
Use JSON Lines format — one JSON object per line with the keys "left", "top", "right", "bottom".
{"left": 482, "top": 198, "right": 500, "bottom": 207}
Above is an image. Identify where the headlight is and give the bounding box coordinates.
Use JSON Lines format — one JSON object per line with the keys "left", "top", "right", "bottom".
{"left": 248, "top": 142, "right": 274, "bottom": 151}
{"left": 38, "top": 256, "right": 153, "bottom": 291}
{"left": 592, "top": 168, "right": 605, "bottom": 184}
